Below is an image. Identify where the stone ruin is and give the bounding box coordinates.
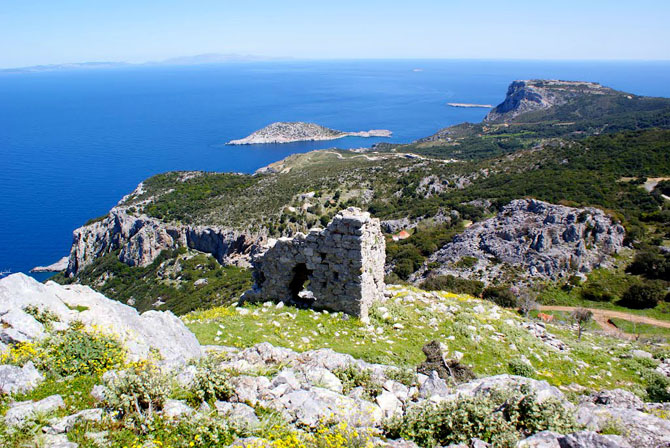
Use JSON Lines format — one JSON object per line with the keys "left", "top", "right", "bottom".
{"left": 242, "top": 208, "right": 386, "bottom": 320}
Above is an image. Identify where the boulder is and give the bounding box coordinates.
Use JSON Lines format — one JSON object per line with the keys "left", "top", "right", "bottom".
{"left": 0, "top": 273, "right": 202, "bottom": 364}
{"left": 163, "top": 399, "right": 194, "bottom": 419}
{"left": 576, "top": 403, "right": 670, "bottom": 447}
{"left": 0, "top": 361, "right": 43, "bottom": 394}
{"left": 215, "top": 401, "right": 260, "bottom": 429}
{"left": 517, "top": 430, "right": 631, "bottom": 448}
{"left": 43, "top": 409, "right": 103, "bottom": 434}
{"left": 456, "top": 375, "right": 568, "bottom": 405}
{"left": 5, "top": 395, "right": 65, "bottom": 426}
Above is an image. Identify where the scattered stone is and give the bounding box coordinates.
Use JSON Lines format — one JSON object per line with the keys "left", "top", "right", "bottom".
{"left": 517, "top": 430, "right": 630, "bottom": 448}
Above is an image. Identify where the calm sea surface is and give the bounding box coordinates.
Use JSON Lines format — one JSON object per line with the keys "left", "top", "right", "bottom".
{"left": 2, "top": 59, "right": 670, "bottom": 277}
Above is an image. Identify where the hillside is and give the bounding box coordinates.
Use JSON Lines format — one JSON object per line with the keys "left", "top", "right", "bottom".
{"left": 55, "top": 80, "right": 670, "bottom": 316}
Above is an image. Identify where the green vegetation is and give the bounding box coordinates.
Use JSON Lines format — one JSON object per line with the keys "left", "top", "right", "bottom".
{"left": 333, "top": 365, "right": 383, "bottom": 400}
{"left": 183, "top": 286, "right": 666, "bottom": 394}
{"left": 383, "top": 385, "right": 578, "bottom": 448}
{"left": 1, "top": 327, "right": 125, "bottom": 378}
{"left": 56, "top": 249, "right": 252, "bottom": 315}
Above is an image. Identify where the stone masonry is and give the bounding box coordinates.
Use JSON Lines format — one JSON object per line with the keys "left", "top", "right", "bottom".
{"left": 242, "top": 208, "right": 385, "bottom": 320}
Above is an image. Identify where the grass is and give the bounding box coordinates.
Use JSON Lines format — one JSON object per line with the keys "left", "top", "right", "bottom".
{"left": 610, "top": 318, "right": 670, "bottom": 339}
{"left": 184, "top": 285, "right": 666, "bottom": 395}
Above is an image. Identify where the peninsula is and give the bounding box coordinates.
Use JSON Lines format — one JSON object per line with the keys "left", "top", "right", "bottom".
{"left": 227, "top": 121, "right": 392, "bottom": 145}
{"left": 447, "top": 102, "right": 494, "bottom": 108}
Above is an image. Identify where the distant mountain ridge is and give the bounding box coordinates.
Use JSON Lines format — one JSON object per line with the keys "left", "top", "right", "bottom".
{"left": 1, "top": 53, "right": 289, "bottom": 73}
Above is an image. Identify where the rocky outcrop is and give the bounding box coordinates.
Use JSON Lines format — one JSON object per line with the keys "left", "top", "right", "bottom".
{"left": 484, "top": 80, "right": 612, "bottom": 122}
{"left": 227, "top": 122, "right": 391, "bottom": 145}
{"left": 0, "top": 273, "right": 202, "bottom": 364}
{"left": 30, "top": 256, "right": 69, "bottom": 273}
{"left": 242, "top": 208, "right": 385, "bottom": 320}
{"left": 67, "top": 202, "right": 266, "bottom": 276}
{"left": 412, "top": 199, "right": 625, "bottom": 284}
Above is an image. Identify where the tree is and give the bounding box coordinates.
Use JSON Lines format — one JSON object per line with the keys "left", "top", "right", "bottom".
{"left": 620, "top": 281, "right": 665, "bottom": 309}
{"left": 517, "top": 289, "right": 539, "bottom": 317}
{"left": 571, "top": 308, "right": 593, "bottom": 341}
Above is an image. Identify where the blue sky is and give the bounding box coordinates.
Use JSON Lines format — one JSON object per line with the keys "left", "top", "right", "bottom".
{"left": 1, "top": 0, "right": 669, "bottom": 68}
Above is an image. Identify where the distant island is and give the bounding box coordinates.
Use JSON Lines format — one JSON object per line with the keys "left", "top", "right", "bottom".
{"left": 447, "top": 102, "right": 494, "bottom": 108}
{"left": 227, "top": 122, "right": 392, "bottom": 145}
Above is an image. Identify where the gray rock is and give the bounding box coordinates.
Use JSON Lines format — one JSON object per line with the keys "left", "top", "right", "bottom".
{"left": 214, "top": 401, "right": 260, "bottom": 428}
{"left": 412, "top": 199, "right": 625, "bottom": 284}
{"left": 419, "top": 371, "right": 451, "bottom": 400}
{"left": 67, "top": 197, "right": 266, "bottom": 275}
{"left": 90, "top": 384, "right": 107, "bottom": 402}
{"left": 517, "top": 430, "right": 630, "bottom": 448}
{"left": 583, "top": 389, "right": 644, "bottom": 410}
{"left": 576, "top": 403, "right": 670, "bottom": 447}
{"left": 0, "top": 309, "right": 45, "bottom": 342}
{"left": 376, "top": 390, "right": 402, "bottom": 419}
{"left": 456, "top": 375, "right": 568, "bottom": 405}
{"left": 43, "top": 409, "right": 103, "bottom": 434}
{"left": 163, "top": 399, "right": 194, "bottom": 419}
{"left": 279, "top": 387, "right": 382, "bottom": 427}
{"left": 5, "top": 395, "right": 65, "bottom": 426}
{"left": 41, "top": 433, "right": 78, "bottom": 448}
{"left": 0, "top": 361, "right": 44, "bottom": 394}
{"left": 0, "top": 273, "right": 203, "bottom": 364}
{"left": 229, "top": 375, "right": 271, "bottom": 406}
{"left": 630, "top": 350, "right": 653, "bottom": 359}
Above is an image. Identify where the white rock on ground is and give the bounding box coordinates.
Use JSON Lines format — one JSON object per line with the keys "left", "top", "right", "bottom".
{"left": 0, "top": 361, "right": 44, "bottom": 394}
{"left": 0, "top": 273, "right": 202, "bottom": 364}
{"left": 5, "top": 394, "right": 65, "bottom": 426}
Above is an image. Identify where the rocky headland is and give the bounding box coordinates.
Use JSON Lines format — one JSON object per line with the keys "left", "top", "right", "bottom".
{"left": 483, "top": 79, "right": 613, "bottom": 122}
{"left": 227, "top": 122, "right": 392, "bottom": 145}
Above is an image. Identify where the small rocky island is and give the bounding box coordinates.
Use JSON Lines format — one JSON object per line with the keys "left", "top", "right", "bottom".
{"left": 227, "top": 121, "right": 392, "bottom": 145}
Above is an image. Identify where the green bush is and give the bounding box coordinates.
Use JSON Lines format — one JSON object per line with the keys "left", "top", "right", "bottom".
{"left": 455, "top": 256, "right": 479, "bottom": 269}
{"left": 33, "top": 328, "right": 125, "bottom": 378}
{"left": 508, "top": 359, "right": 535, "bottom": 378}
{"left": 620, "top": 281, "right": 665, "bottom": 309}
{"left": 645, "top": 372, "right": 670, "bottom": 402}
{"left": 188, "top": 358, "right": 234, "bottom": 405}
{"left": 419, "top": 275, "right": 484, "bottom": 296}
{"left": 386, "top": 367, "right": 418, "bottom": 387}
{"left": 383, "top": 386, "right": 577, "bottom": 448}
{"left": 333, "top": 365, "right": 382, "bottom": 400}
{"left": 482, "top": 286, "right": 517, "bottom": 308}
{"left": 104, "top": 364, "right": 171, "bottom": 418}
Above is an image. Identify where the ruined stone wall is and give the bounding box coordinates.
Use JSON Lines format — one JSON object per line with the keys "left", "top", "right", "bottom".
{"left": 242, "top": 208, "right": 385, "bottom": 320}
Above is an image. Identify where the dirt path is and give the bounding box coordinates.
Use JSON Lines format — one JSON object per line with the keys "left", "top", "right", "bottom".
{"left": 539, "top": 305, "right": 670, "bottom": 339}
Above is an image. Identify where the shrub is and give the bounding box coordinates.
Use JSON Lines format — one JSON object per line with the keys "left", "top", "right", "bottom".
{"left": 419, "top": 275, "right": 484, "bottom": 296}
{"left": 333, "top": 365, "right": 382, "bottom": 400}
{"left": 508, "top": 359, "right": 534, "bottom": 378}
{"left": 188, "top": 358, "right": 234, "bottom": 405}
{"left": 571, "top": 308, "right": 593, "bottom": 341}
{"left": 454, "top": 256, "right": 479, "bottom": 269}
{"left": 386, "top": 367, "right": 418, "bottom": 387}
{"left": 104, "top": 363, "right": 171, "bottom": 418}
{"left": 24, "top": 305, "right": 60, "bottom": 326}
{"left": 482, "top": 286, "right": 517, "bottom": 308}
{"left": 620, "top": 281, "right": 665, "bottom": 309}
{"left": 646, "top": 372, "right": 670, "bottom": 402}
{"left": 383, "top": 386, "right": 577, "bottom": 448}
{"left": 0, "top": 328, "right": 125, "bottom": 377}
{"left": 627, "top": 249, "right": 670, "bottom": 280}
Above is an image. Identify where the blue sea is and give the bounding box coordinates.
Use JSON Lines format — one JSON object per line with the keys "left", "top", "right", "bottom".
{"left": 3, "top": 59, "right": 670, "bottom": 278}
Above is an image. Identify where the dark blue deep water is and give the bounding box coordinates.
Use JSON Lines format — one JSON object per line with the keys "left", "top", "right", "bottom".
{"left": 2, "top": 59, "right": 670, "bottom": 276}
